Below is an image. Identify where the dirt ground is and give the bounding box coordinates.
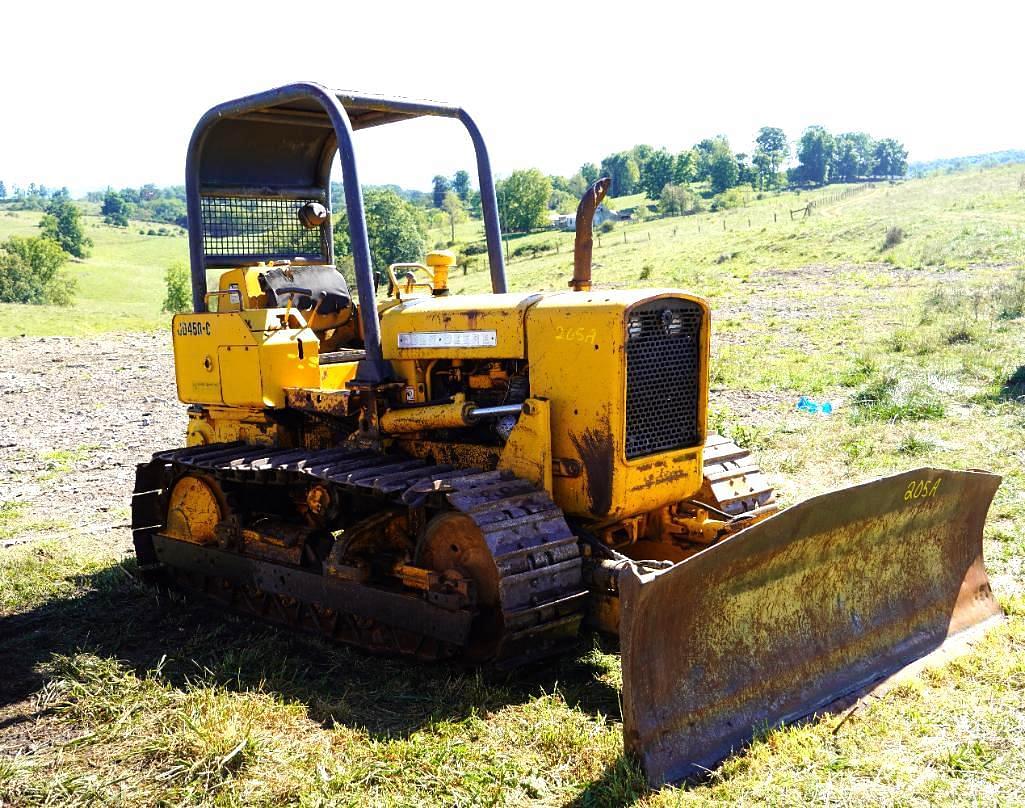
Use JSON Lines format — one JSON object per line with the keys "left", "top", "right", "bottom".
{"left": 1, "top": 332, "right": 186, "bottom": 548}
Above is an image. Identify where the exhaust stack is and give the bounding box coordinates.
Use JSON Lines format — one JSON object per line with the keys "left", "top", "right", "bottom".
{"left": 570, "top": 177, "right": 612, "bottom": 292}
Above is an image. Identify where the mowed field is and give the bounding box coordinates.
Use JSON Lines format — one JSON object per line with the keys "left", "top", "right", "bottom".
{"left": 2, "top": 165, "right": 1025, "bottom": 805}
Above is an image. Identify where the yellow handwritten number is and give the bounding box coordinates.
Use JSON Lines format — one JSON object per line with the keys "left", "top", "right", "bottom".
{"left": 904, "top": 478, "right": 941, "bottom": 501}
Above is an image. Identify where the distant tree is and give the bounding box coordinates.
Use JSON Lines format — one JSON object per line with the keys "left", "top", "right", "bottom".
{"left": 567, "top": 172, "right": 589, "bottom": 197}
{"left": 580, "top": 163, "right": 599, "bottom": 185}
{"left": 734, "top": 153, "right": 756, "bottom": 187}
{"left": 334, "top": 189, "right": 426, "bottom": 286}
{"left": 549, "top": 189, "right": 577, "bottom": 213}
{"left": 39, "top": 196, "right": 92, "bottom": 258}
{"left": 548, "top": 175, "right": 571, "bottom": 195}
{"left": 431, "top": 175, "right": 450, "bottom": 208}
{"left": 102, "top": 190, "right": 130, "bottom": 227}
{"left": 148, "top": 197, "right": 188, "bottom": 228}
{"left": 0, "top": 235, "right": 76, "bottom": 305}
{"left": 873, "top": 138, "right": 908, "bottom": 178}
{"left": 113, "top": 187, "right": 139, "bottom": 206}
{"left": 706, "top": 140, "right": 740, "bottom": 194}
{"left": 754, "top": 127, "right": 788, "bottom": 189}
{"left": 660, "top": 183, "right": 700, "bottom": 216}
{"left": 441, "top": 190, "right": 467, "bottom": 243}
{"left": 0, "top": 180, "right": 6, "bottom": 200}
{"left": 600, "top": 152, "right": 640, "bottom": 196}
{"left": 693, "top": 138, "right": 722, "bottom": 182}
{"left": 673, "top": 150, "right": 698, "bottom": 185}
{"left": 831, "top": 132, "right": 876, "bottom": 181}
{"left": 452, "top": 170, "right": 471, "bottom": 202}
{"left": 752, "top": 152, "right": 780, "bottom": 190}
{"left": 162, "top": 261, "right": 191, "bottom": 313}
{"left": 630, "top": 144, "right": 654, "bottom": 168}
{"left": 496, "top": 169, "right": 552, "bottom": 232}
{"left": 640, "top": 148, "right": 675, "bottom": 199}
{"left": 796, "top": 126, "right": 835, "bottom": 184}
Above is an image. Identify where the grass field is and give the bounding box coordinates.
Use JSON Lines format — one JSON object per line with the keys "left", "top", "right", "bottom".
{"left": 3, "top": 164, "right": 1025, "bottom": 805}
{"left": 0, "top": 211, "right": 186, "bottom": 336}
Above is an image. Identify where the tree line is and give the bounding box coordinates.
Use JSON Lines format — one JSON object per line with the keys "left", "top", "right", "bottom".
{"left": 0, "top": 123, "right": 910, "bottom": 307}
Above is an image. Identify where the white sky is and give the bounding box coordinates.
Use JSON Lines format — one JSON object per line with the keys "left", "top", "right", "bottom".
{"left": 1, "top": 0, "right": 1022, "bottom": 195}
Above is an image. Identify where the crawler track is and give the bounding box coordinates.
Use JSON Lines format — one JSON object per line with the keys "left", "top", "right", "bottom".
{"left": 132, "top": 443, "right": 588, "bottom": 667}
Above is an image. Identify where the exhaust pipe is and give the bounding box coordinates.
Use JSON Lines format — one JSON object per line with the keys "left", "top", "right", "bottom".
{"left": 570, "top": 177, "right": 612, "bottom": 292}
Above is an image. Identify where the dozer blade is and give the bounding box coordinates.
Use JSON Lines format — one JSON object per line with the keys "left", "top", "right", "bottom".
{"left": 620, "top": 467, "right": 1001, "bottom": 786}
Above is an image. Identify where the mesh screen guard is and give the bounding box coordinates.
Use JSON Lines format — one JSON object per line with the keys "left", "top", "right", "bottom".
{"left": 624, "top": 299, "right": 703, "bottom": 459}
{"left": 200, "top": 196, "right": 328, "bottom": 263}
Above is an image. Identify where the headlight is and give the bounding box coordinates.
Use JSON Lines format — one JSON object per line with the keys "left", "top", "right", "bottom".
{"left": 661, "top": 308, "right": 683, "bottom": 336}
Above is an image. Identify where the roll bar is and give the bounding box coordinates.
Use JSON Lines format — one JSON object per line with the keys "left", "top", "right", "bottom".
{"left": 185, "top": 82, "right": 507, "bottom": 383}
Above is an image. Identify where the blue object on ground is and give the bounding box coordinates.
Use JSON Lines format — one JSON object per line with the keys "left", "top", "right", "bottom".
{"left": 796, "top": 396, "right": 834, "bottom": 415}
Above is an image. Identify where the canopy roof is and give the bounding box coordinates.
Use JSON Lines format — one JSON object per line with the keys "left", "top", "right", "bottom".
{"left": 193, "top": 88, "right": 465, "bottom": 191}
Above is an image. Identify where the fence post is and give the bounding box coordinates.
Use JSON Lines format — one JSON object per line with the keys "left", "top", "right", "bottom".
{"left": 723, "top": 219, "right": 727, "bottom": 231}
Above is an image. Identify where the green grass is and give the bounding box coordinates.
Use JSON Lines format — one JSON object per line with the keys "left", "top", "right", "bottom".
{"left": 435, "top": 164, "right": 1025, "bottom": 299}
{"left": 3, "top": 163, "right": 1025, "bottom": 804}
{"left": 0, "top": 210, "right": 186, "bottom": 336}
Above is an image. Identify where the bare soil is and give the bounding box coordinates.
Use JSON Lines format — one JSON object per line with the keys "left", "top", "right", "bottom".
{"left": 1, "top": 332, "right": 186, "bottom": 547}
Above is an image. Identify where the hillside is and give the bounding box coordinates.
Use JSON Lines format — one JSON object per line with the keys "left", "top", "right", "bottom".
{"left": 1, "top": 163, "right": 1025, "bottom": 805}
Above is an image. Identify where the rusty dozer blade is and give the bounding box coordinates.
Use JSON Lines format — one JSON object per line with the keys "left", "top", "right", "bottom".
{"left": 620, "top": 467, "right": 1001, "bottom": 786}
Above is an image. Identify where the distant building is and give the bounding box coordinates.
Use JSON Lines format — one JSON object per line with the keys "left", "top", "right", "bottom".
{"left": 550, "top": 204, "right": 619, "bottom": 231}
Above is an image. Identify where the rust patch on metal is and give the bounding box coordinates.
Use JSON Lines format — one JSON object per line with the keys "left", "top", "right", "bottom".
{"left": 397, "top": 438, "right": 502, "bottom": 470}
{"left": 570, "top": 415, "right": 614, "bottom": 517}
{"left": 620, "top": 467, "right": 1002, "bottom": 786}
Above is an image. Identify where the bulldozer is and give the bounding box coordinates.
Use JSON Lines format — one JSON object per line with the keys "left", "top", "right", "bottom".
{"left": 132, "top": 83, "right": 1003, "bottom": 786}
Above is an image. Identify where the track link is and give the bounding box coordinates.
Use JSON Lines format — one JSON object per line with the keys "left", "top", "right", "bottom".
{"left": 132, "top": 443, "right": 588, "bottom": 667}
{"left": 701, "top": 434, "right": 777, "bottom": 519}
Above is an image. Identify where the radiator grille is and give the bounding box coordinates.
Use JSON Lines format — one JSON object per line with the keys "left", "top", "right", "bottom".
{"left": 200, "top": 196, "right": 327, "bottom": 263}
{"left": 625, "top": 299, "right": 703, "bottom": 459}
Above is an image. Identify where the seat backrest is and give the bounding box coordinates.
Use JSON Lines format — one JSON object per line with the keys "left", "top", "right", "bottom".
{"left": 258, "top": 265, "right": 352, "bottom": 315}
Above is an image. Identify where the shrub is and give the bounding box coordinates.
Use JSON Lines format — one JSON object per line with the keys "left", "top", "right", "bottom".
{"left": 883, "top": 226, "right": 904, "bottom": 249}
{"left": 463, "top": 242, "right": 488, "bottom": 256}
{"left": 0, "top": 235, "right": 76, "bottom": 305}
{"left": 709, "top": 188, "right": 744, "bottom": 211}
{"left": 659, "top": 184, "right": 701, "bottom": 216}
{"left": 599, "top": 220, "right": 615, "bottom": 234}
{"left": 639, "top": 263, "right": 653, "bottom": 280}
{"left": 162, "top": 261, "right": 191, "bottom": 313}
{"left": 511, "top": 241, "right": 556, "bottom": 259}
{"left": 851, "top": 376, "right": 945, "bottom": 422}
{"left": 992, "top": 275, "right": 1025, "bottom": 319}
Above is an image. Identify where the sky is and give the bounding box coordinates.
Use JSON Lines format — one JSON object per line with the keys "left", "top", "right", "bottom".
{"left": 1, "top": 0, "right": 1022, "bottom": 196}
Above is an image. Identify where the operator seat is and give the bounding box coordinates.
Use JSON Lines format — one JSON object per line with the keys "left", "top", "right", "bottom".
{"left": 259, "top": 265, "right": 352, "bottom": 314}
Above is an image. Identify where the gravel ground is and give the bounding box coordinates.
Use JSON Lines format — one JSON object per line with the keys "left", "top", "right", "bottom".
{"left": 0, "top": 332, "right": 186, "bottom": 547}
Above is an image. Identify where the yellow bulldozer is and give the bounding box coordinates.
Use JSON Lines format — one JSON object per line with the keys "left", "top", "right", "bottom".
{"left": 132, "top": 83, "right": 1003, "bottom": 785}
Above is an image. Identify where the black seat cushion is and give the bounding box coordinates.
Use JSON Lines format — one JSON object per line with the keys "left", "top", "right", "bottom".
{"left": 259, "top": 265, "right": 352, "bottom": 315}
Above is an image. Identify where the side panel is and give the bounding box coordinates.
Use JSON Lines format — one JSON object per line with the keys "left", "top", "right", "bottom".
{"left": 380, "top": 293, "right": 541, "bottom": 360}
{"left": 173, "top": 313, "right": 255, "bottom": 405}
{"left": 526, "top": 292, "right": 709, "bottom": 521}
{"left": 218, "top": 346, "right": 263, "bottom": 406}
{"left": 172, "top": 311, "right": 318, "bottom": 408}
